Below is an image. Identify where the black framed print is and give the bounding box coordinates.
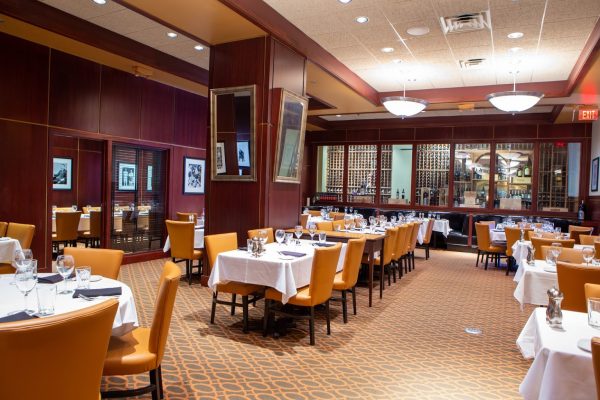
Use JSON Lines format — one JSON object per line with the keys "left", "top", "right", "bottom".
{"left": 52, "top": 157, "right": 72, "bottom": 190}
{"left": 118, "top": 162, "right": 137, "bottom": 191}
{"left": 592, "top": 157, "right": 599, "bottom": 192}
{"left": 183, "top": 157, "right": 205, "bottom": 194}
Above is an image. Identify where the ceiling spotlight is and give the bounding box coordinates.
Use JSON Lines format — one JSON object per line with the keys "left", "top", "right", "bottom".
{"left": 355, "top": 16, "right": 369, "bottom": 24}
{"left": 392, "top": 59, "right": 401, "bottom": 64}
{"left": 507, "top": 32, "right": 524, "bottom": 39}
{"left": 407, "top": 26, "right": 430, "bottom": 36}
{"left": 194, "top": 45, "right": 204, "bottom": 51}
{"left": 381, "top": 47, "right": 394, "bottom": 53}
{"left": 336, "top": 114, "right": 342, "bottom": 117}
{"left": 510, "top": 47, "right": 523, "bottom": 53}
{"left": 166, "top": 32, "right": 178, "bottom": 38}
{"left": 92, "top": 0, "right": 107, "bottom": 4}
{"left": 338, "top": 0, "right": 352, "bottom": 3}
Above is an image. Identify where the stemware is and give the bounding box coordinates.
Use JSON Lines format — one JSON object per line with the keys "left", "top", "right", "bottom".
{"left": 550, "top": 243, "right": 562, "bottom": 262}
{"left": 583, "top": 247, "right": 595, "bottom": 267}
{"left": 14, "top": 249, "right": 33, "bottom": 271}
{"left": 56, "top": 254, "right": 75, "bottom": 294}
{"left": 308, "top": 224, "right": 316, "bottom": 242}
{"left": 258, "top": 230, "right": 268, "bottom": 245}
{"left": 275, "top": 229, "right": 285, "bottom": 247}
{"left": 14, "top": 265, "right": 37, "bottom": 314}
{"left": 294, "top": 225, "right": 303, "bottom": 245}
{"left": 343, "top": 215, "right": 352, "bottom": 231}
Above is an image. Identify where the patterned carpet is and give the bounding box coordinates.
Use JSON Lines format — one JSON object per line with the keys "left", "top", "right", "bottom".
{"left": 103, "top": 249, "right": 535, "bottom": 399}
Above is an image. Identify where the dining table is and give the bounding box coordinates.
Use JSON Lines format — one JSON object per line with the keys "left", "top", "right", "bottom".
{"left": 0, "top": 273, "right": 139, "bottom": 336}
{"left": 208, "top": 240, "right": 347, "bottom": 304}
{"left": 0, "top": 237, "right": 22, "bottom": 264}
{"left": 517, "top": 308, "right": 597, "bottom": 400}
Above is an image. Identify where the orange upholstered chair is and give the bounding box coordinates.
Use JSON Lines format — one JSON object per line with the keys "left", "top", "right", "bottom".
{"left": 300, "top": 214, "right": 309, "bottom": 228}
{"left": 531, "top": 238, "right": 575, "bottom": 260}
{"left": 264, "top": 243, "right": 342, "bottom": 345}
{"left": 247, "top": 227, "right": 274, "bottom": 244}
{"left": 165, "top": 220, "right": 202, "bottom": 285}
{"left": 102, "top": 262, "right": 180, "bottom": 400}
{"left": 52, "top": 212, "right": 81, "bottom": 253}
{"left": 307, "top": 210, "right": 321, "bottom": 217}
{"left": 540, "top": 246, "right": 584, "bottom": 264}
{"left": 417, "top": 219, "right": 435, "bottom": 260}
{"left": 556, "top": 261, "right": 600, "bottom": 312}
{"left": 205, "top": 233, "right": 263, "bottom": 333}
{"left": 6, "top": 222, "right": 35, "bottom": 249}
{"left": 569, "top": 225, "right": 594, "bottom": 244}
{"left": 592, "top": 337, "right": 600, "bottom": 400}
{"left": 474, "top": 222, "right": 506, "bottom": 270}
{"left": 0, "top": 222, "right": 7, "bottom": 237}
{"left": 362, "top": 227, "right": 398, "bottom": 297}
{"left": 406, "top": 222, "right": 421, "bottom": 272}
{"left": 176, "top": 212, "right": 198, "bottom": 222}
{"left": 0, "top": 299, "right": 118, "bottom": 400}
{"left": 391, "top": 224, "right": 410, "bottom": 281}
{"left": 580, "top": 235, "right": 600, "bottom": 245}
{"left": 64, "top": 247, "right": 124, "bottom": 280}
{"left": 316, "top": 221, "right": 333, "bottom": 231}
{"left": 585, "top": 283, "right": 600, "bottom": 301}
{"left": 332, "top": 237, "right": 366, "bottom": 323}
{"left": 79, "top": 210, "right": 102, "bottom": 248}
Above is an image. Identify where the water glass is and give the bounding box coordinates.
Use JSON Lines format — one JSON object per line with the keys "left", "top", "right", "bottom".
{"left": 56, "top": 255, "right": 75, "bottom": 294}
{"left": 284, "top": 232, "right": 293, "bottom": 245}
{"left": 294, "top": 225, "right": 303, "bottom": 244}
{"left": 583, "top": 247, "right": 595, "bottom": 267}
{"left": 76, "top": 266, "right": 92, "bottom": 289}
{"left": 318, "top": 232, "right": 327, "bottom": 244}
{"left": 275, "top": 229, "right": 285, "bottom": 246}
{"left": 308, "top": 224, "right": 316, "bottom": 241}
{"left": 14, "top": 266, "right": 37, "bottom": 314}
{"left": 37, "top": 285, "right": 56, "bottom": 316}
{"left": 588, "top": 298, "right": 600, "bottom": 328}
{"left": 246, "top": 239, "right": 253, "bottom": 254}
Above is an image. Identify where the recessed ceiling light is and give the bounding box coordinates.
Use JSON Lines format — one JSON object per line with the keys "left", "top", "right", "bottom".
{"left": 392, "top": 59, "right": 401, "bottom": 64}
{"left": 92, "top": 0, "right": 106, "bottom": 4}
{"left": 407, "top": 26, "right": 430, "bottom": 36}
{"left": 355, "top": 16, "right": 369, "bottom": 24}
{"left": 166, "top": 32, "right": 178, "bottom": 38}
{"left": 381, "top": 47, "right": 394, "bottom": 53}
{"left": 509, "top": 47, "right": 523, "bottom": 53}
{"left": 507, "top": 32, "right": 524, "bottom": 39}
{"left": 194, "top": 45, "right": 204, "bottom": 51}
{"left": 336, "top": 114, "right": 342, "bottom": 117}
{"left": 338, "top": 0, "right": 352, "bottom": 3}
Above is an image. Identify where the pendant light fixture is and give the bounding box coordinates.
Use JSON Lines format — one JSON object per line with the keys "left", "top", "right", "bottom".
{"left": 487, "top": 71, "right": 543, "bottom": 113}
{"left": 381, "top": 80, "right": 428, "bottom": 118}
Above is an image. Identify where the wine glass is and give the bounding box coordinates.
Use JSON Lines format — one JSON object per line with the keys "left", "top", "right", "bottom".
{"left": 14, "top": 265, "right": 36, "bottom": 314}
{"left": 294, "top": 225, "right": 303, "bottom": 245}
{"left": 275, "top": 229, "right": 285, "bottom": 247}
{"left": 343, "top": 215, "right": 352, "bottom": 231}
{"left": 257, "top": 230, "right": 268, "bottom": 245}
{"left": 56, "top": 255, "right": 75, "bottom": 294}
{"left": 14, "top": 249, "right": 32, "bottom": 271}
{"left": 308, "top": 223, "right": 316, "bottom": 242}
{"left": 550, "top": 243, "right": 562, "bottom": 261}
{"left": 583, "top": 247, "right": 595, "bottom": 267}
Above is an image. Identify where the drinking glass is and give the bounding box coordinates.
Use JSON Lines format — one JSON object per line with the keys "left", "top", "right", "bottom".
{"left": 275, "top": 229, "right": 285, "bottom": 247}
{"left": 390, "top": 216, "right": 397, "bottom": 225}
{"left": 37, "top": 285, "right": 56, "bottom": 316}
{"left": 308, "top": 224, "right": 316, "bottom": 242}
{"left": 583, "top": 247, "right": 595, "bottom": 267}
{"left": 56, "top": 254, "right": 75, "bottom": 294}
{"left": 71, "top": 205, "right": 77, "bottom": 211}
{"left": 343, "top": 215, "right": 352, "bottom": 231}
{"left": 189, "top": 214, "right": 195, "bottom": 223}
{"left": 14, "top": 265, "right": 36, "bottom": 314}
{"left": 284, "top": 233, "right": 293, "bottom": 245}
{"left": 14, "top": 249, "right": 32, "bottom": 271}
{"left": 258, "top": 230, "right": 268, "bottom": 245}
{"left": 294, "top": 225, "right": 303, "bottom": 245}
{"left": 588, "top": 298, "right": 600, "bottom": 328}
{"left": 76, "top": 266, "right": 92, "bottom": 289}
{"left": 318, "top": 232, "right": 326, "bottom": 244}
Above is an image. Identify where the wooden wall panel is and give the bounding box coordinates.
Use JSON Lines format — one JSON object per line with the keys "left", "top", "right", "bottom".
{"left": 78, "top": 140, "right": 103, "bottom": 207}
{"left": 0, "top": 33, "right": 49, "bottom": 124}
{"left": 453, "top": 126, "right": 494, "bottom": 140}
{"left": 141, "top": 80, "right": 174, "bottom": 144}
{"left": 169, "top": 146, "right": 206, "bottom": 219}
{"left": 100, "top": 66, "right": 142, "bottom": 139}
{"left": 541, "top": 123, "right": 589, "bottom": 139}
{"left": 415, "top": 127, "right": 453, "bottom": 141}
{"left": 174, "top": 90, "right": 207, "bottom": 148}
{"left": 49, "top": 51, "right": 101, "bottom": 132}
{"left": 347, "top": 129, "right": 379, "bottom": 142}
{"left": 494, "top": 125, "right": 537, "bottom": 139}
{"left": 271, "top": 40, "right": 306, "bottom": 97}
{"left": 380, "top": 128, "right": 415, "bottom": 141}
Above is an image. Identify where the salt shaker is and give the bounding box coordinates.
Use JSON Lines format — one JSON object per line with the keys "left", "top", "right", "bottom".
{"left": 546, "top": 286, "right": 564, "bottom": 329}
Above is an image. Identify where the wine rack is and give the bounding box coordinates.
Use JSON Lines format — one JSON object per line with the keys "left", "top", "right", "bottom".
{"left": 380, "top": 145, "right": 392, "bottom": 203}
{"left": 494, "top": 143, "right": 533, "bottom": 210}
{"left": 537, "top": 143, "right": 573, "bottom": 212}
{"left": 415, "top": 144, "right": 450, "bottom": 206}
{"left": 347, "top": 145, "right": 377, "bottom": 203}
{"left": 321, "top": 145, "right": 344, "bottom": 202}
{"left": 453, "top": 144, "right": 490, "bottom": 208}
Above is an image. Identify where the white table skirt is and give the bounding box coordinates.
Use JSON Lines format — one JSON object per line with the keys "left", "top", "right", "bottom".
{"left": 490, "top": 229, "right": 506, "bottom": 242}
{"left": 513, "top": 260, "right": 558, "bottom": 309}
{"left": 0, "top": 274, "right": 138, "bottom": 336}
{"left": 0, "top": 238, "right": 22, "bottom": 264}
{"left": 432, "top": 219, "right": 451, "bottom": 237}
{"left": 517, "top": 308, "right": 596, "bottom": 400}
{"left": 512, "top": 241, "right": 533, "bottom": 281}
{"left": 208, "top": 240, "right": 347, "bottom": 304}
{"left": 163, "top": 227, "right": 204, "bottom": 252}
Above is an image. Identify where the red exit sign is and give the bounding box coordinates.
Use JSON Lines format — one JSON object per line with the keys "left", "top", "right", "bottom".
{"left": 579, "top": 108, "right": 598, "bottom": 121}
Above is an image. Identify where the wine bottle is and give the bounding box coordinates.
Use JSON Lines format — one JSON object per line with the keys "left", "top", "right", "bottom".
{"left": 517, "top": 167, "right": 523, "bottom": 177}
{"left": 524, "top": 160, "right": 531, "bottom": 177}
{"left": 401, "top": 189, "right": 405, "bottom": 200}
{"left": 396, "top": 189, "right": 400, "bottom": 199}
{"left": 578, "top": 200, "right": 586, "bottom": 221}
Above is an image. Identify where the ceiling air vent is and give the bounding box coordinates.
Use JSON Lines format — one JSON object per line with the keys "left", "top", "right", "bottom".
{"left": 440, "top": 11, "right": 491, "bottom": 34}
{"left": 459, "top": 58, "right": 486, "bottom": 70}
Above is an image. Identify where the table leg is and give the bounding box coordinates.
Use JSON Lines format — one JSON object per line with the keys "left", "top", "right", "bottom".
{"left": 368, "top": 253, "right": 374, "bottom": 307}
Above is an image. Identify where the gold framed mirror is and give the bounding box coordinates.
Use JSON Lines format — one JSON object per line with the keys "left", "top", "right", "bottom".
{"left": 273, "top": 89, "right": 308, "bottom": 183}
{"left": 210, "top": 85, "right": 256, "bottom": 181}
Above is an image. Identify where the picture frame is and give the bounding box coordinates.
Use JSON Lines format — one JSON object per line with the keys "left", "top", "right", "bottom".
{"left": 147, "top": 165, "right": 153, "bottom": 191}
{"left": 215, "top": 142, "right": 226, "bottom": 174}
{"left": 273, "top": 89, "right": 308, "bottom": 183}
{"left": 183, "top": 157, "right": 205, "bottom": 194}
{"left": 118, "top": 162, "right": 137, "bottom": 191}
{"left": 52, "top": 157, "right": 72, "bottom": 190}
{"left": 592, "top": 157, "right": 599, "bottom": 192}
{"left": 236, "top": 141, "right": 250, "bottom": 167}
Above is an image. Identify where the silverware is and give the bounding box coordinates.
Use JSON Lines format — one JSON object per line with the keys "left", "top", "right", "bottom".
{"left": 78, "top": 294, "right": 95, "bottom": 301}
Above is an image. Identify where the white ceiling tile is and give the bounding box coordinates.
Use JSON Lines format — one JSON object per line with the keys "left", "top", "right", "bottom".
{"left": 328, "top": 45, "right": 375, "bottom": 62}
{"left": 126, "top": 26, "right": 184, "bottom": 48}
{"left": 87, "top": 9, "right": 155, "bottom": 35}
{"left": 312, "top": 31, "right": 359, "bottom": 49}
{"left": 541, "top": 17, "right": 599, "bottom": 40}
{"left": 39, "top": 0, "right": 125, "bottom": 20}
{"left": 544, "top": 0, "right": 600, "bottom": 22}
{"left": 445, "top": 29, "right": 492, "bottom": 49}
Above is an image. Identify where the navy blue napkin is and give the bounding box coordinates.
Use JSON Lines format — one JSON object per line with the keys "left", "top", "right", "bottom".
{"left": 0, "top": 312, "right": 38, "bottom": 323}
{"left": 279, "top": 251, "right": 306, "bottom": 257}
{"left": 313, "top": 243, "right": 335, "bottom": 247}
{"left": 73, "top": 287, "right": 122, "bottom": 298}
{"left": 38, "top": 274, "right": 63, "bottom": 284}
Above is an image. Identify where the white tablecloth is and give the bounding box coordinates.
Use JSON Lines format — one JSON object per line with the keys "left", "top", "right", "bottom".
{"left": 0, "top": 274, "right": 138, "bottom": 336}
{"left": 432, "top": 219, "right": 451, "bottom": 237}
{"left": 0, "top": 238, "right": 22, "bottom": 264}
{"left": 512, "top": 241, "right": 533, "bottom": 280}
{"left": 490, "top": 229, "right": 506, "bottom": 242}
{"left": 513, "top": 260, "right": 558, "bottom": 309}
{"left": 517, "top": 308, "right": 596, "bottom": 400}
{"left": 208, "top": 240, "right": 347, "bottom": 304}
{"left": 163, "top": 227, "right": 204, "bottom": 251}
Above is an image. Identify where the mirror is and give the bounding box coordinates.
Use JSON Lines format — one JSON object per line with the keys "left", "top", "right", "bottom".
{"left": 210, "top": 85, "right": 256, "bottom": 181}
{"left": 273, "top": 89, "right": 308, "bottom": 183}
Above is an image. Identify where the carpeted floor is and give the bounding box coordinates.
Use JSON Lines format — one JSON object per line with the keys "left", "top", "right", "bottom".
{"left": 102, "top": 249, "right": 535, "bottom": 399}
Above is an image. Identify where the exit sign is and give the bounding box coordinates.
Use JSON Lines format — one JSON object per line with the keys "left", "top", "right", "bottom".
{"left": 579, "top": 108, "right": 598, "bottom": 121}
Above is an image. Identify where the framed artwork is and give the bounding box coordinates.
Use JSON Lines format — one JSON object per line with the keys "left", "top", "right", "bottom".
{"left": 52, "top": 157, "right": 72, "bottom": 190}
{"left": 215, "top": 142, "right": 226, "bottom": 174}
{"left": 237, "top": 141, "right": 250, "bottom": 167}
{"left": 273, "top": 89, "right": 308, "bottom": 183}
{"left": 118, "top": 162, "right": 137, "bottom": 191}
{"left": 592, "top": 157, "right": 599, "bottom": 192}
{"left": 147, "top": 165, "right": 153, "bottom": 191}
{"left": 183, "top": 157, "right": 205, "bottom": 194}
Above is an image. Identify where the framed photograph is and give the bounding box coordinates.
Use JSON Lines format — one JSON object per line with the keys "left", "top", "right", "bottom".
{"left": 52, "top": 157, "right": 72, "bottom": 190}
{"left": 215, "top": 142, "right": 226, "bottom": 174}
{"left": 118, "top": 162, "right": 137, "bottom": 191}
{"left": 237, "top": 141, "right": 250, "bottom": 167}
{"left": 592, "top": 157, "right": 599, "bottom": 192}
{"left": 274, "top": 89, "right": 308, "bottom": 183}
{"left": 147, "top": 165, "right": 153, "bottom": 191}
{"left": 183, "top": 157, "right": 205, "bottom": 194}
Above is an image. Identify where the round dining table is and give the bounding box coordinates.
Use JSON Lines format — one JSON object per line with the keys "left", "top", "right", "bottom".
{"left": 0, "top": 273, "right": 139, "bottom": 336}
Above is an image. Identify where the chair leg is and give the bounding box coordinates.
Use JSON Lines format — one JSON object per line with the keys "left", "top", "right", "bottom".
{"left": 506, "top": 257, "right": 511, "bottom": 276}
{"left": 149, "top": 369, "right": 159, "bottom": 400}
{"left": 351, "top": 286, "right": 357, "bottom": 315}
{"left": 426, "top": 245, "right": 430, "bottom": 260}
{"left": 309, "top": 306, "right": 315, "bottom": 345}
{"left": 412, "top": 252, "right": 416, "bottom": 269}
{"left": 379, "top": 263, "right": 384, "bottom": 299}
{"left": 326, "top": 300, "right": 331, "bottom": 335}
{"left": 158, "top": 365, "right": 164, "bottom": 399}
{"left": 484, "top": 253, "right": 489, "bottom": 270}
{"left": 242, "top": 295, "right": 249, "bottom": 333}
{"left": 476, "top": 250, "right": 481, "bottom": 267}
{"left": 230, "top": 294, "right": 236, "bottom": 316}
{"left": 387, "top": 265, "right": 391, "bottom": 286}
{"left": 263, "top": 299, "right": 270, "bottom": 336}
{"left": 186, "top": 260, "right": 191, "bottom": 285}
{"left": 341, "top": 290, "right": 348, "bottom": 323}
{"left": 210, "top": 292, "right": 217, "bottom": 324}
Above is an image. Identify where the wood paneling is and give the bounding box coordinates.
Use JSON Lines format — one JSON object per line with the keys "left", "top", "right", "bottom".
{"left": 169, "top": 146, "right": 206, "bottom": 219}
{"left": 0, "top": 33, "right": 48, "bottom": 124}
{"left": 380, "top": 128, "right": 415, "bottom": 141}
{"left": 454, "top": 126, "right": 493, "bottom": 140}
{"left": 415, "top": 127, "right": 453, "bottom": 141}
{"left": 100, "top": 66, "right": 142, "bottom": 139}
{"left": 141, "top": 80, "right": 174, "bottom": 144}
{"left": 347, "top": 129, "right": 379, "bottom": 142}
{"left": 49, "top": 51, "right": 101, "bottom": 132}
{"left": 271, "top": 40, "right": 306, "bottom": 97}
{"left": 494, "top": 125, "right": 537, "bottom": 139}
{"left": 174, "top": 90, "right": 207, "bottom": 148}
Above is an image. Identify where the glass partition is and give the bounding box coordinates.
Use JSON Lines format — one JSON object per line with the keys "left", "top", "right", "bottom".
{"left": 315, "top": 145, "right": 344, "bottom": 202}
{"left": 453, "top": 144, "right": 490, "bottom": 208}
{"left": 381, "top": 144, "right": 413, "bottom": 205}
{"left": 494, "top": 143, "right": 534, "bottom": 210}
{"left": 347, "top": 145, "right": 377, "bottom": 203}
{"left": 538, "top": 142, "right": 580, "bottom": 212}
{"left": 415, "top": 144, "right": 450, "bottom": 206}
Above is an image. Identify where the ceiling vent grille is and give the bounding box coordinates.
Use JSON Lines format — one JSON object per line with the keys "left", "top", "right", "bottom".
{"left": 440, "top": 11, "right": 491, "bottom": 34}
{"left": 459, "top": 58, "right": 486, "bottom": 70}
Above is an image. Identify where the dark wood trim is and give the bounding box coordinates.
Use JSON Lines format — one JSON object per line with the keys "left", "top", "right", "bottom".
{"left": 307, "top": 115, "right": 333, "bottom": 130}
{"left": 0, "top": 0, "right": 209, "bottom": 86}
{"left": 565, "top": 18, "right": 600, "bottom": 95}
{"left": 549, "top": 105, "right": 563, "bottom": 123}
{"left": 307, "top": 92, "right": 336, "bottom": 110}
{"left": 122, "top": 250, "right": 166, "bottom": 265}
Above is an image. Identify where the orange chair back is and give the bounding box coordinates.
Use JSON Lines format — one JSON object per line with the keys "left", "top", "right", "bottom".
{"left": 55, "top": 212, "right": 81, "bottom": 241}
{"left": 316, "top": 221, "right": 333, "bottom": 231}
{"left": 300, "top": 214, "right": 309, "bottom": 228}
{"left": 585, "top": 283, "right": 600, "bottom": 300}
{"left": 247, "top": 227, "right": 274, "bottom": 244}
{"left": 593, "top": 338, "right": 600, "bottom": 400}
{"left": 422, "top": 219, "right": 434, "bottom": 245}
{"left": 393, "top": 225, "right": 409, "bottom": 260}
{"left": 332, "top": 220, "right": 345, "bottom": 231}
{"left": 407, "top": 222, "right": 420, "bottom": 252}
{"left": 205, "top": 232, "right": 238, "bottom": 268}
{"left": 569, "top": 225, "right": 594, "bottom": 244}
{"left": 165, "top": 220, "right": 195, "bottom": 259}
{"left": 82, "top": 206, "right": 101, "bottom": 214}
{"left": 307, "top": 210, "right": 321, "bottom": 216}
{"left": 330, "top": 212, "right": 345, "bottom": 220}
{"left": 505, "top": 227, "right": 533, "bottom": 257}
{"left": 149, "top": 261, "right": 180, "bottom": 367}
{"left": 540, "top": 246, "right": 584, "bottom": 264}
{"left": 6, "top": 222, "right": 36, "bottom": 249}
{"left": 0, "top": 299, "right": 118, "bottom": 400}
{"left": 557, "top": 261, "right": 600, "bottom": 312}
{"left": 0, "top": 222, "right": 7, "bottom": 237}
{"left": 308, "top": 243, "right": 342, "bottom": 305}
{"left": 475, "top": 223, "right": 493, "bottom": 251}
{"left": 339, "top": 237, "right": 367, "bottom": 289}
{"left": 531, "top": 238, "right": 575, "bottom": 260}
{"left": 580, "top": 235, "right": 600, "bottom": 245}
{"left": 176, "top": 212, "right": 197, "bottom": 222}
{"left": 64, "top": 247, "right": 124, "bottom": 280}
{"left": 382, "top": 227, "right": 399, "bottom": 265}
{"left": 89, "top": 210, "right": 102, "bottom": 237}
